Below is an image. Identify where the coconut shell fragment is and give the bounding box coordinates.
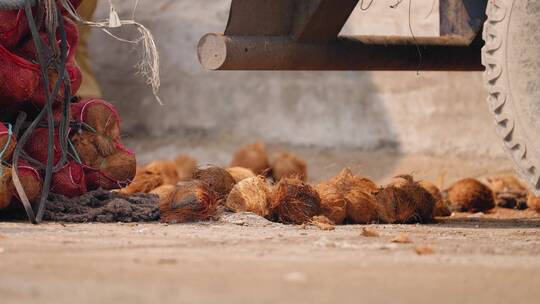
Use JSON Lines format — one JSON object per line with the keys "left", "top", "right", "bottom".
{"left": 145, "top": 160, "right": 179, "bottom": 185}
{"left": 226, "top": 176, "right": 272, "bottom": 218}
{"left": 419, "top": 180, "right": 451, "bottom": 217}
{"left": 271, "top": 152, "right": 307, "bottom": 182}
{"left": 445, "top": 178, "right": 495, "bottom": 212}
{"left": 175, "top": 154, "right": 197, "bottom": 182}
{"left": 159, "top": 181, "right": 218, "bottom": 223}
{"left": 226, "top": 167, "right": 256, "bottom": 183}
{"left": 231, "top": 143, "right": 270, "bottom": 175}
{"left": 271, "top": 178, "right": 320, "bottom": 224}
{"left": 193, "top": 166, "right": 235, "bottom": 199}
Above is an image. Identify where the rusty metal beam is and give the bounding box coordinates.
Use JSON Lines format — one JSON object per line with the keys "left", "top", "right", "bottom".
{"left": 198, "top": 33, "right": 484, "bottom": 71}
{"left": 225, "top": 0, "right": 294, "bottom": 36}
{"left": 439, "top": 0, "right": 488, "bottom": 44}
{"left": 292, "top": 0, "right": 359, "bottom": 43}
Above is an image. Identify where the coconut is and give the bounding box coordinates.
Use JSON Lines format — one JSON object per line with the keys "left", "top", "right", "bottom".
{"left": 159, "top": 181, "right": 218, "bottom": 223}
{"left": 175, "top": 154, "right": 197, "bottom": 182}
{"left": 87, "top": 147, "right": 137, "bottom": 191}
{"left": 271, "top": 178, "right": 320, "bottom": 224}
{"left": 150, "top": 184, "right": 176, "bottom": 206}
{"left": 231, "top": 143, "right": 270, "bottom": 175}
{"left": 0, "top": 123, "right": 16, "bottom": 161}
{"left": 145, "top": 160, "right": 179, "bottom": 185}
{"left": 71, "top": 131, "right": 103, "bottom": 168}
{"left": 527, "top": 194, "right": 540, "bottom": 213}
{"left": 445, "top": 178, "right": 495, "bottom": 212}
{"left": 375, "top": 176, "right": 435, "bottom": 224}
{"left": 345, "top": 187, "right": 381, "bottom": 224}
{"left": 51, "top": 162, "right": 87, "bottom": 198}
{"left": 193, "top": 166, "right": 235, "bottom": 199}
{"left": 226, "top": 167, "right": 256, "bottom": 183}
{"left": 314, "top": 182, "right": 347, "bottom": 225}
{"left": 72, "top": 99, "right": 121, "bottom": 157}
{"left": 120, "top": 168, "right": 163, "bottom": 194}
{"left": 487, "top": 175, "right": 528, "bottom": 209}
{"left": 0, "top": 168, "right": 13, "bottom": 210}
{"left": 419, "top": 180, "right": 451, "bottom": 217}
{"left": 225, "top": 176, "right": 272, "bottom": 218}
{"left": 271, "top": 152, "right": 307, "bottom": 182}
{"left": 330, "top": 168, "right": 379, "bottom": 194}
{"left": 12, "top": 162, "right": 43, "bottom": 204}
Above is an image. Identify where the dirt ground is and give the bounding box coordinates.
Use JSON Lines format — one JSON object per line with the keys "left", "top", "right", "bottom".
{"left": 1, "top": 145, "right": 539, "bottom": 304}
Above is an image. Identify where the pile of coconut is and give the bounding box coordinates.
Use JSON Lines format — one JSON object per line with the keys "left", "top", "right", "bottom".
{"left": 121, "top": 143, "right": 540, "bottom": 226}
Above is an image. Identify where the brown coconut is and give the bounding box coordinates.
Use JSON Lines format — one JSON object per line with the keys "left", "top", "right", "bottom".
{"left": 330, "top": 168, "right": 379, "bottom": 195}
{"left": 230, "top": 143, "right": 270, "bottom": 175}
{"left": 145, "top": 160, "right": 179, "bottom": 185}
{"left": 71, "top": 131, "right": 106, "bottom": 168}
{"left": 345, "top": 187, "right": 381, "bottom": 224}
{"left": 487, "top": 175, "right": 528, "bottom": 209}
{"left": 314, "top": 182, "right": 347, "bottom": 225}
{"left": 225, "top": 176, "right": 272, "bottom": 218}
{"left": 0, "top": 168, "right": 13, "bottom": 210}
{"left": 193, "top": 166, "right": 235, "bottom": 199}
{"left": 98, "top": 149, "right": 137, "bottom": 185}
{"left": 83, "top": 102, "right": 121, "bottom": 156}
{"left": 175, "top": 154, "right": 197, "bottom": 182}
{"left": 419, "top": 180, "right": 451, "bottom": 217}
{"left": 226, "top": 167, "right": 256, "bottom": 183}
{"left": 271, "top": 178, "right": 320, "bottom": 224}
{"left": 445, "top": 178, "right": 495, "bottom": 212}
{"left": 150, "top": 184, "right": 176, "bottom": 205}
{"left": 0, "top": 133, "right": 16, "bottom": 162}
{"left": 271, "top": 152, "right": 307, "bottom": 182}
{"left": 11, "top": 165, "right": 42, "bottom": 204}
{"left": 527, "top": 194, "right": 540, "bottom": 213}
{"left": 120, "top": 168, "right": 163, "bottom": 194}
{"left": 376, "top": 176, "right": 435, "bottom": 224}
{"left": 159, "top": 181, "right": 218, "bottom": 223}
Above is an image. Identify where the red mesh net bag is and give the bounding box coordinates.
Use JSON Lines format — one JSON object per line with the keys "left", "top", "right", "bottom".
{"left": 51, "top": 161, "right": 87, "bottom": 198}
{"left": 24, "top": 127, "right": 64, "bottom": 165}
{"left": 0, "top": 9, "right": 28, "bottom": 50}
{"left": 12, "top": 160, "right": 43, "bottom": 204}
{"left": 0, "top": 16, "right": 81, "bottom": 110}
{"left": 0, "top": 123, "right": 16, "bottom": 161}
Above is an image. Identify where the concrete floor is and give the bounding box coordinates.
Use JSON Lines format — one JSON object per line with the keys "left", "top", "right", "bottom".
{"left": 1, "top": 209, "right": 539, "bottom": 304}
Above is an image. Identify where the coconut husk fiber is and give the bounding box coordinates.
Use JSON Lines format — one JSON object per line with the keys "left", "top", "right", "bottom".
{"left": 159, "top": 181, "right": 219, "bottom": 223}
{"left": 226, "top": 176, "right": 272, "bottom": 218}
{"left": 330, "top": 168, "right": 379, "bottom": 195}
{"left": 445, "top": 178, "right": 495, "bottom": 212}
{"left": 120, "top": 167, "right": 163, "bottom": 195}
{"left": 375, "top": 176, "right": 435, "bottom": 224}
{"left": 145, "top": 160, "right": 179, "bottom": 185}
{"left": 150, "top": 184, "right": 176, "bottom": 203}
{"left": 271, "top": 178, "right": 320, "bottom": 224}
{"left": 527, "top": 194, "right": 540, "bottom": 213}
{"left": 42, "top": 189, "right": 159, "bottom": 223}
{"left": 487, "top": 175, "right": 528, "bottom": 209}
{"left": 86, "top": 146, "right": 137, "bottom": 191}
{"left": 345, "top": 187, "right": 381, "bottom": 224}
{"left": 419, "top": 180, "right": 451, "bottom": 217}
{"left": 175, "top": 154, "right": 197, "bottom": 182}
{"left": 314, "top": 182, "right": 347, "bottom": 225}
{"left": 271, "top": 152, "right": 307, "bottom": 182}
{"left": 231, "top": 143, "right": 270, "bottom": 175}
{"left": 193, "top": 166, "right": 235, "bottom": 199}
{"left": 226, "top": 167, "right": 256, "bottom": 183}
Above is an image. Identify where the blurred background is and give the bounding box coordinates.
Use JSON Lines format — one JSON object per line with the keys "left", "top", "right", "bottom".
{"left": 86, "top": 0, "right": 512, "bottom": 184}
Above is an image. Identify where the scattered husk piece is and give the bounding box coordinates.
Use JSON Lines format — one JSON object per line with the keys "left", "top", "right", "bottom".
{"left": 330, "top": 168, "right": 378, "bottom": 195}
{"left": 309, "top": 215, "right": 335, "bottom": 231}
{"left": 145, "top": 160, "right": 179, "bottom": 185}
{"left": 175, "top": 154, "right": 197, "bottom": 182}
{"left": 392, "top": 233, "right": 413, "bottom": 244}
{"left": 159, "top": 181, "right": 218, "bottom": 223}
{"left": 414, "top": 245, "right": 435, "bottom": 255}
{"left": 419, "top": 180, "right": 451, "bottom": 217}
{"left": 193, "top": 166, "right": 235, "bottom": 199}
{"left": 0, "top": 169, "right": 13, "bottom": 210}
{"left": 120, "top": 168, "right": 163, "bottom": 194}
{"left": 445, "top": 178, "right": 495, "bottom": 212}
{"left": 231, "top": 143, "right": 270, "bottom": 175}
{"left": 375, "top": 176, "right": 435, "bottom": 224}
{"left": 225, "top": 176, "right": 272, "bottom": 218}
{"left": 271, "top": 178, "right": 321, "bottom": 225}
{"left": 315, "top": 182, "right": 347, "bottom": 225}
{"left": 150, "top": 184, "right": 176, "bottom": 205}
{"left": 361, "top": 227, "right": 379, "bottom": 237}
{"left": 527, "top": 194, "right": 540, "bottom": 213}
{"left": 487, "top": 175, "right": 528, "bottom": 209}
{"left": 226, "top": 167, "right": 256, "bottom": 183}
{"left": 271, "top": 152, "right": 307, "bottom": 182}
